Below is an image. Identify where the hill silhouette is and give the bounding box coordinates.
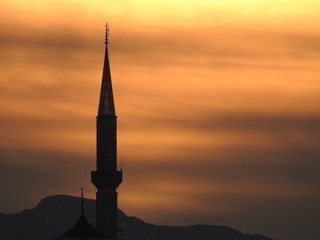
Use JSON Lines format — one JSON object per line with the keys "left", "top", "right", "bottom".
{"left": 0, "top": 195, "right": 273, "bottom": 240}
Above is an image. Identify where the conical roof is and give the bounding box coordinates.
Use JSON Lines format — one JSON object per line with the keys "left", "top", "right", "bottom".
{"left": 51, "top": 215, "right": 106, "bottom": 240}
{"left": 50, "top": 188, "right": 106, "bottom": 240}
{"left": 97, "top": 24, "right": 116, "bottom": 117}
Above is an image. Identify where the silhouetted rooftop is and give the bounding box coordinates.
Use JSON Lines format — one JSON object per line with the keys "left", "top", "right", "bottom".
{"left": 51, "top": 215, "right": 106, "bottom": 240}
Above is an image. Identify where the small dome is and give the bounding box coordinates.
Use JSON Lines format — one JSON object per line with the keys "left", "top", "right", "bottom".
{"left": 51, "top": 215, "right": 106, "bottom": 240}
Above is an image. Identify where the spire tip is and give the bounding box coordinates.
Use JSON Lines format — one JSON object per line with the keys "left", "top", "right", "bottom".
{"left": 80, "top": 187, "right": 84, "bottom": 216}
{"left": 105, "top": 23, "right": 109, "bottom": 44}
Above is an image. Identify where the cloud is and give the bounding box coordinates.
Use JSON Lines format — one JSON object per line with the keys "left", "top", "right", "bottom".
{"left": 0, "top": 9, "right": 320, "bottom": 240}
{"left": 0, "top": 148, "right": 95, "bottom": 213}
{"left": 2, "top": 21, "right": 320, "bottom": 72}
{"left": 120, "top": 141, "right": 320, "bottom": 240}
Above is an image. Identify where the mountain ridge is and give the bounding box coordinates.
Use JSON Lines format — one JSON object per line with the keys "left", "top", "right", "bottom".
{"left": 0, "top": 195, "right": 274, "bottom": 240}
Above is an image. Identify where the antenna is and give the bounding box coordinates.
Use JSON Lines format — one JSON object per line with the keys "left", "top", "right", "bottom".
{"left": 105, "top": 23, "right": 110, "bottom": 44}
{"left": 80, "top": 187, "right": 84, "bottom": 217}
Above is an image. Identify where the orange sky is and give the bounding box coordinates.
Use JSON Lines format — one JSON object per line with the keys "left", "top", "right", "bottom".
{"left": 0, "top": 1, "right": 320, "bottom": 240}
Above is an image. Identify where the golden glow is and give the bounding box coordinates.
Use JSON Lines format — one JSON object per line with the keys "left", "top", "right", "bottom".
{"left": 0, "top": 2, "right": 319, "bottom": 239}
{"left": 2, "top": 0, "right": 320, "bottom": 30}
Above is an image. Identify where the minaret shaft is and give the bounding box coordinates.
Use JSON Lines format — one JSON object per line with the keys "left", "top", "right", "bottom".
{"left": 96, "top": 117, "right": 117, "bottom": 171}
{"left": 91, "top": 25, "right": 122, "bottom": 239}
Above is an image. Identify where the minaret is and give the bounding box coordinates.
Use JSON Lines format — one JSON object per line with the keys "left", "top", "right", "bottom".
{"left": 91, "top": 24, "right": 123, "bottom": 239}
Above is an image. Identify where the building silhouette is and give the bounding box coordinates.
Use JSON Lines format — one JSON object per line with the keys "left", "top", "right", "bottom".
{"left": 50, "top": 25, "right": 122, "bottom": 240}
{"left": 91, "top": 24, "right": 123, "bottom": 239}
{"left": 51, "top": 189, "right": 106, "bottom": 240}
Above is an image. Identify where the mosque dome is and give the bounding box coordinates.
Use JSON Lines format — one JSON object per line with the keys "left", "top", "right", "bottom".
{"left": 50, "top": 188, "right": 106, "bottom": 240}
{"left": 51, "top": 215, "right": 106, "bottom": 240}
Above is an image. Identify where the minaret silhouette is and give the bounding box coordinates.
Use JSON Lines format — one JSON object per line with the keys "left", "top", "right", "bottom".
{"left": 91, "top": 24, "right": 123, "bottom": 239}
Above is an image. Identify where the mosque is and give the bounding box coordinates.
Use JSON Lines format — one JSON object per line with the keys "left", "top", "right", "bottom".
{"left": 51, "top": 24, "right": 122, "bottom": 240}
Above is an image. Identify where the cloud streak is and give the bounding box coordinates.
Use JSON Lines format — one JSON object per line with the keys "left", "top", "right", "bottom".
{"left": 0, "top": 2, "right": 320, "bottom": 240}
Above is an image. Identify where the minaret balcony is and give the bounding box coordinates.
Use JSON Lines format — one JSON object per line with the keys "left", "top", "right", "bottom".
{"left": 91, "top": 170, "right": 122, "bottom": 190}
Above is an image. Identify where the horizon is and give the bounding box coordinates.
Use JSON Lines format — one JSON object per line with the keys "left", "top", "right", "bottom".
{"left": 1, "top": 1, "right": 320, "bottom": 240}
{"left": 0, "top": 194, "right": 274, "bottom": 240}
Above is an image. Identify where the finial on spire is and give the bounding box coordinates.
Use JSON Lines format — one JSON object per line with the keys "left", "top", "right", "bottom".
{"left": 80, "top": 187, "right": 84, "bottom": 216}
{"left": 105, "top": 23, "right": 109, "bottom": 44}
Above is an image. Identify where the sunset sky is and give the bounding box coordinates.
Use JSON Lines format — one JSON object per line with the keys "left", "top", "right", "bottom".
{"left": 1, "top": 1, "right": 320, "bottom": 240}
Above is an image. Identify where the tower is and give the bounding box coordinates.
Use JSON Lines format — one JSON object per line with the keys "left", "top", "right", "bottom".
{"left": 91, "top": 24, "right": 122, "bottom": 239}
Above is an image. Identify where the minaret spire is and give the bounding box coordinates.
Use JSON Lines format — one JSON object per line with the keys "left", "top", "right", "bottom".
{"left": 98, "top": 23, "right": 116, "bottom": 116}
{"left": 92, "top": 24, "right": 123, "bottom": 240}
{"left": 80, "top": 187, "right": 84, "bottom": 217}
{"left": 105, "top": 23, "right": 109, "bottom": 44}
